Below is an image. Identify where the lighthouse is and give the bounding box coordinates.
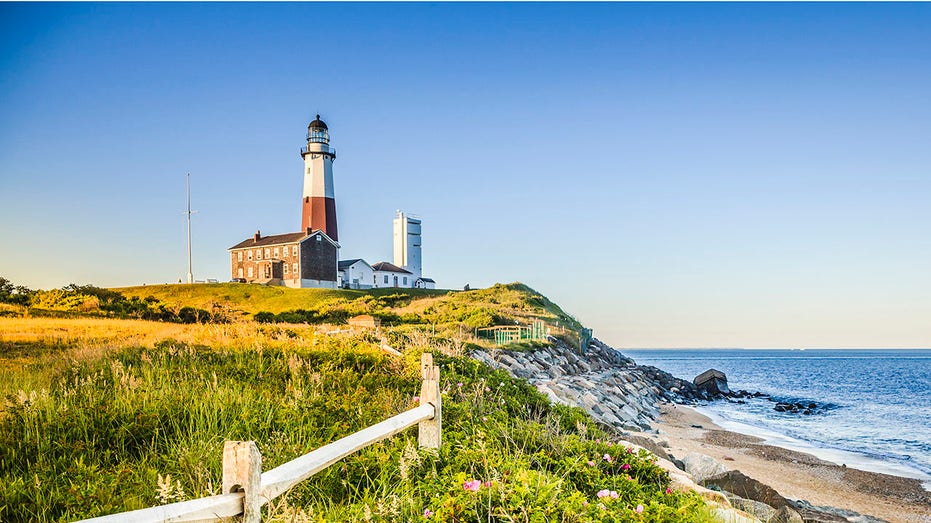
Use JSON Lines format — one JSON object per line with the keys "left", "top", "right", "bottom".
{"left": 301, "top": 115, "right": 338, "bottom": 241}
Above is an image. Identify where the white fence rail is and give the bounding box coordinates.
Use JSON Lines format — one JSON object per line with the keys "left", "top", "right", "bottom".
{"left": 76, "top": 353, "right": 442, "bottom": 523}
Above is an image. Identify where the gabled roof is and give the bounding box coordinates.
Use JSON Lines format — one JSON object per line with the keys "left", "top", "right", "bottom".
{"left": 228, "top": 229, "right": 340, "bottom": 250}
{"left": 338, "top": 259, "right": 373, "bottom": 271}
{"left": 417, "top": 277, "right": 435, "bottom": 283}
{"left": 229, "top": 232, "right": 306, "bottom": 250}
{"left": 371, "top": 261, "right": 412, "bottom": 274}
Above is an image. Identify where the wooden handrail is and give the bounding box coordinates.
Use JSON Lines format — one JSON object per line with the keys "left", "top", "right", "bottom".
{"left": 75, "top": 354, "right": 441, "bottom": 523}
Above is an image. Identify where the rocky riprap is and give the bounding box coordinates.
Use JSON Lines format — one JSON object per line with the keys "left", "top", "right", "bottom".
{"left": 471, "top": 338, "right": 719, "bottom": 432}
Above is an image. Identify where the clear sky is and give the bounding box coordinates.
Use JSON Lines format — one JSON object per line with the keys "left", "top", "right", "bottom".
{"left": 2, "top": 3, "right": 929, "bottom": 348}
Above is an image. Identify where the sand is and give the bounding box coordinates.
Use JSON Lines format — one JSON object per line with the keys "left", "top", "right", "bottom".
{"left": 648, "top": 404, "right": 931, "bottom": 523}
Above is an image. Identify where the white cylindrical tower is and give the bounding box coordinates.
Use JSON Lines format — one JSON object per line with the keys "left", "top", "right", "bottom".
{"left": 393, "top": 210, "right": 422, "bottom": 280}
{"left": 300, "top": 114, "right": 338, "bottom": 240}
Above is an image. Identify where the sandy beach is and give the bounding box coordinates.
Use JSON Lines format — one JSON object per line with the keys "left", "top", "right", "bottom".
{"left": 648, "top": 404, "right": 931, "bottom": 523}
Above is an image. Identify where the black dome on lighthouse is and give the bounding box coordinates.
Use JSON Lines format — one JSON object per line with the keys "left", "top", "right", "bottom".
{"left": 308, "top": 114, "right": 328, "bottom": 130}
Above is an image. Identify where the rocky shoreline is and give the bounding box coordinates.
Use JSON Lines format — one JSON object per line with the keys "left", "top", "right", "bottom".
{"left": 471, "top": 339, "right": 928, "bottom": 523}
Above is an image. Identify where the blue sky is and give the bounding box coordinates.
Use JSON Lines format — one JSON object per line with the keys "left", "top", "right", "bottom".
{"left": 2, "top": 3, "right": 929, "bottom": 348}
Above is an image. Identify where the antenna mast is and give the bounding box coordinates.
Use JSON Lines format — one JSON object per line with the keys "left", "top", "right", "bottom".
{"left": 185, "top": 173, "right": 197, "bottom": 284}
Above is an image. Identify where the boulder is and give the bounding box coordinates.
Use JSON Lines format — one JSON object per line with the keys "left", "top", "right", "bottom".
{"left": 682, "top": 452, "right": 728, "bottom": 483}
{"left": 726, "top": 495, "right": 776, "bottom": 522}
{"left": 771, "top": 506, "right": 805, "bottom": 523}
{"left": 702, "top": 470, "right": 791, "bottom": 509}
{"left": 694, "top": 368, "right": 730, "bottom": 395}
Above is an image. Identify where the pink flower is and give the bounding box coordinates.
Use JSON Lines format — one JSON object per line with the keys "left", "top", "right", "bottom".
{"left": 596, "top": 489, "right": 610, "bottom": 498}
{"left": 621, "top": 463, "right": 631, "bottom": 471}
{"left": 598, "top": 503, "right": 606, "bottom": 510}
{"left": 423, "top": 509, "right": 433, "bottom": 518}
{"left": 463, "top": 479, "right": 481, "bottom": 492}
{"left": 457, "top": 382, "right": 463, "bottom": 388}
{"left": 665, "top": 487, "right": 672, "bottom": 494}
{"left": 610, "top": 491, "right": 619, "bottom": 499}
{"left": 603, "top": 453, "right": 613, "bottom": 463}
{"left": 413, "top": 396, "right": 420, "bottom": 402}
{"left": 483, "top": 481, "right": 493, "bottom": 488}
{"left": 587, "top": 460, "right": 595, "bottom": 467}
{"left": 635, "top": 504, "right": 644, "bottom": 514}
{"left": 485, "top": 386, "right": 491, "bottom": 392}
{"left": 626, "top": 447, "right": 634, "bottom": 454}
{"left": 481, "top": 416, "right": 487, "bottom": 422}
{"left": 582, "top": 500, "right": 589, "bottom": 506}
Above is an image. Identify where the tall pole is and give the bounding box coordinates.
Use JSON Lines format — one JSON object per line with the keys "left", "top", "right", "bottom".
{"left": 186, "top": 173, "right": 194, "bottom": 284}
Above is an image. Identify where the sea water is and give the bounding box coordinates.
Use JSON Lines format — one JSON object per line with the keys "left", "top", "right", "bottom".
{"left": 623, "top": 349, "right": 931, "bottom": 488}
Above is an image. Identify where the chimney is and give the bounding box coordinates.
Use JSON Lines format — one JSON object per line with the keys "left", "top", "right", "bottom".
{"left": 253, "top": 230, "right": 261, "bottom": 242}
{"left": 306, "top": 227, "right": 313, "bottom": 235}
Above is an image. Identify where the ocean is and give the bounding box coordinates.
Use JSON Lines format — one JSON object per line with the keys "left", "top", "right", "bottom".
{"left": 623, "top": 349, "right": 931, "bottom": 487}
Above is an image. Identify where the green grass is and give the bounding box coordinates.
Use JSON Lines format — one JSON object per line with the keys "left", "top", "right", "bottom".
{"left": 114, "top": 283, "right": 450, "bottom": 317}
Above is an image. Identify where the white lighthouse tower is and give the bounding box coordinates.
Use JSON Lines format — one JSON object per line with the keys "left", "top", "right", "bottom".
{"left": 300, "top": 115, "right": 338, "bottom": 241}
{"left": 393, "top": 210, "right": 422, "bottom": 280}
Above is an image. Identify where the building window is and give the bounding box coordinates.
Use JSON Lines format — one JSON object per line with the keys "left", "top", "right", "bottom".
{"left": 292, "top": 245, "right": 298, "bottom": 256}
{"left": 292, "top": 263, "right": 298, "bottom": 275}
{"left": 273, "top": 247, "right": 280, "bottom": 258}
{"left": 238, "top": 268, "right": 244, "bottom": 278}
{"left": 403, "top": 276, "right": 408, "bottom": 285}
{"left": 256, "top": 250, "right": 261, "bottom": 260}
{"left": 248, "top": 250, "right": 253, "bottom": 261}
{"left": 283, "top": 263, "right": 289, "bottom": 275}
{"left": 264, "top": 248, "right": 270, "bottom": 258}
{"left": 237, "top": 251, "right": 243, "bottom": 262}
{"left": 247, "top": 267, "right": 253, "bottom": 278}
{"left": 384, "top": 275, "right": 389, "bottom": 284}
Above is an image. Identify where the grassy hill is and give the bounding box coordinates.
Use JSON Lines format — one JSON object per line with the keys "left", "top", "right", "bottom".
{"left": 0, "top": 281, "right": 713, "bottom": 522}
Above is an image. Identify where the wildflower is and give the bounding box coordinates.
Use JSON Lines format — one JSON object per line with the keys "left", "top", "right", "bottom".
{"left": 635, "top": 504, "right": 644, "bottom": 514}
{"left": 463, "top": 480, "right": 481, "bottom": 492}
{"left": 582, "top": 501, "right": 589, "bottom": 506}
{"left": 485, "top": 386, "right": 491, "bottom": 392}
{"left": 610, "top": 491, "right": 619, "bottom": 499}
{"left": 457, "top": 382, "right": 463, "bottom": 388}
{"left": 598, "top": 503, "right": 606, "bottom": 510}
{"left": 587, "top": 460, "right": 595, "bottom": 467}
{"left": 413, "top": 396, "right": 420, "bottom": 402}
{"left": 483, "top": 481, "right": 493, "bottom": 488}
{"left": 481, "top": 416, "right": 487, "bottom": 422}
{"left": 665, "top": 487, "right": 672, "bottom": 494}
{"left": 621, "top": 463, "right": 631, "bottom": 471}
{"left": 423, "top": 509, "right": 433, "bottom": 518}
{"left": 626, "top": 447, "right": 634, "bottom": 454}
{"left": 603, "top": 453, "right": 613, "bottom": 463}
{"left": 597, "top": 489, "right": 610, "bottom": 498}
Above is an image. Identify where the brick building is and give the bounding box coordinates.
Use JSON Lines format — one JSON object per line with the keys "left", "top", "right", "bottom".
{"left": 229, "top": 229, "right": 338, "bottom": 288}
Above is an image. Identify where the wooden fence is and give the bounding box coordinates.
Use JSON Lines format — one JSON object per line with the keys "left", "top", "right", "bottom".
{"left": 75, "top": 353, "right": 442, "bottom": 523}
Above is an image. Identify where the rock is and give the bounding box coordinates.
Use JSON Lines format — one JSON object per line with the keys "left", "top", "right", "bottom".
{"left": 771, "top": 506, "right": 804, "bottom": 523}
{"left": 726, "top": 495, "right": 776, "bottom": 522}
{"left": 682, "top": 452, "right": 728, "bottom": 483}
{"left": 702, "top": 470, "right": 791, "bottom": 510}
{"left": 694, "top": 368, "right": 730, "bottom": 395}
{"left": 790, "top": 500, "right": 890, "bottom": 523}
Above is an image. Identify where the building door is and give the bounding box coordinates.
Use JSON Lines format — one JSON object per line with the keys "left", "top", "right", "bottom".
{"left": 393, "top": 275, "right": 398, "bottom": 287}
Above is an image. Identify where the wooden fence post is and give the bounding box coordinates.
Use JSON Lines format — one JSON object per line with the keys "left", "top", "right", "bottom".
{"left": 223, "top": 441, "right": 262, "bottom": 523}
{"left": 418, "top": 353, "right": 442, "bottom": 449}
